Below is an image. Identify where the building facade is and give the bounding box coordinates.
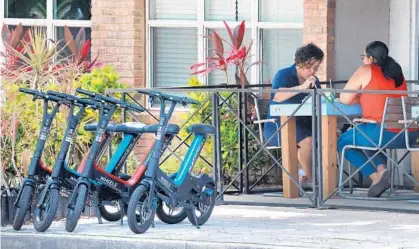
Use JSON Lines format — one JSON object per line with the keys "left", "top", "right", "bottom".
{"left": 2, "top": 0, "right": 418, "bottom": 87}
{"left": 1, "top": 0, "right": 419, "bottom": 182}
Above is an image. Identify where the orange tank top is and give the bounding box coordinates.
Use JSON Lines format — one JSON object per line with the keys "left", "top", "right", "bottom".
{"left": 359, "top": 64, "right": 407, "bottom": 131}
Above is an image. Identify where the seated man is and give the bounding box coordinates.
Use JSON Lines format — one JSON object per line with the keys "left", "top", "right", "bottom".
{"left": 264, "top": 43, "right": 324, "bottom": 186}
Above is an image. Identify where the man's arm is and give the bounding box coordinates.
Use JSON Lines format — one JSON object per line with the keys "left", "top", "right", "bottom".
{"left": 272, "top": 71, "right": 300, "bottom": 102}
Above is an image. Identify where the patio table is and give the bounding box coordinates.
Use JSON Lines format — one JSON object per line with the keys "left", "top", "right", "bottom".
{"left": 269, "top": 98, "right": 362, "bottom": 198}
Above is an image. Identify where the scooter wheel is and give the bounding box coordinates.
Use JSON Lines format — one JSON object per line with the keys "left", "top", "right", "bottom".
{"left": 156, "top": 200, "right": 187, "bottom": 224}
{"left": 65, "top": 184, "right": 88, "bottom": 232}
{"left": 186, "top": 182, "right": 216, "bottom": 226}
{"left": 127, "top": 185, "right": 155, "bottom": 234}
{"left": 12, "top": 185, "right": 34, "bottom": 231}
{"left": 98, "top": 200, "right": 124, "bottom": 222}
{"left": 33, "top": 188, "right": 59, "bottom": 232}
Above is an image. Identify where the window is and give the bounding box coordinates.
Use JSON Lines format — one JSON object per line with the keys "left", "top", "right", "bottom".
{"left": 1, "top": 0, "right": 92, "bottom": 55}
{"left": 205, "top": 0, "right": 251, "bottom": 21}
{"left": 152, "top": 28, "right": 197, "bottom": 88}
{"left": 261, "top": 29, "right": 303, "bottom": 83}
{"left": 147, "top": 0, "right": 304, "bottom": 87}
{"left": 5, "top": 0, "right": 47, "bottom": 19}
{"left": 259, "top": 0, "right": 303, "bottom": 23}
{"left": 149, "top": 0, "right": 197, "bottom": 20}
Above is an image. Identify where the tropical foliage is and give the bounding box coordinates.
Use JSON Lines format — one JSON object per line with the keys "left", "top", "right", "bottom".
{"left": 0, "top": 24, "right": 109, "bottom": 188}
{"left": 190, "top": 20, "right": 262, "bottom": 86}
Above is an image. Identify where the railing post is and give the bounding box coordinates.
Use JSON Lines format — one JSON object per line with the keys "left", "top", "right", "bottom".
{"left": 311, "top": 89, "right": 318, "bottom": 208}
{"left": 242, "top": 91, "right": 249, "bottom": 194}
{"left": 316, "top": 90, "right": 324, "bottom": 208}
{"left": 212, "top": 93, "right": 224, "bottom": 200}
{"left": 122, "top": 92, "right": 127, "bottom": 174}
{"left": 238, "top": 91, "right": 244, "bottom": 193}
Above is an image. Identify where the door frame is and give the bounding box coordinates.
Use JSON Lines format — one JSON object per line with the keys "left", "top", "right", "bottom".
{"left": 411, "top": 0, "right": 419, "bottom": 81}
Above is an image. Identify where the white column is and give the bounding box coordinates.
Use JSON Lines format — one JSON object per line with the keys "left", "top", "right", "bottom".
{"left": 411, "top": 0, "right": 419, "bottom": 81}
{"left": 389, "top": 0, "right": 412, "bottom": 80}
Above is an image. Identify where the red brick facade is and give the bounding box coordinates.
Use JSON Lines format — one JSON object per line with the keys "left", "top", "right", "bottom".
{"left": 303, "top": 0, "right": 336, "bottom": 81}
{"left": 91, "top": 0, "right": 150, "bottom": 155}
{"left": 91, "top": 0, "right": 146, "bottom": 88}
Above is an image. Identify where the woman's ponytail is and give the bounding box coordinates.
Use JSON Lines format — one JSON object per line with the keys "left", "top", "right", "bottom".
{"left": 365, "top": 41, "right": 404, "bottom": 88}
{"left": 382, "top": 56, "right": 404, "bottom": 87}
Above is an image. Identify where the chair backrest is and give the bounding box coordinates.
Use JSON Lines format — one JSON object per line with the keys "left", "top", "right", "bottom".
{"left": 382, "top": 97, "right": 419, "bottom": 130}
{"left": 382, "top": 98, "right": 404, "bottom": 129}
{"left": 254, "top": 98, "right": 270, "bottom": 121}
{"left": 403, "top": 97, "right": 419, "bottom": 122}
{"left": 401, "top": 96, "right": 419, "bottom": 149}
{"left": 253, "top": 95, "right": 270, "bottom": 142}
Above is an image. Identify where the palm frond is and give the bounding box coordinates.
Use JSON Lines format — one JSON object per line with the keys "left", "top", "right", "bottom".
{"left": 56, "top": 0, "right": 73, "bottom": 19}
{"left": 30, "top": 2, "right": 47, "bottom": 19}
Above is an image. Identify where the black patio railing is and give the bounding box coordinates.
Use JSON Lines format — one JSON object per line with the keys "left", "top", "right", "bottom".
{"left": 105, "top": 80, "right": 419, "bottom": 211}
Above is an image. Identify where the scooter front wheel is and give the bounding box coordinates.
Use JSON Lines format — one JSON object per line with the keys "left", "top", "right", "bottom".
{"left": 12, "top": 185, "right": 34, "bottom": 231}
{"left": 33, "top": 187, "right": 59, "bottom": 232}
{"left": 127, "top": 185, "right": 155, "bottom": 234}
{"left": 65, "top": 184, "right": 88, "bottom": 232}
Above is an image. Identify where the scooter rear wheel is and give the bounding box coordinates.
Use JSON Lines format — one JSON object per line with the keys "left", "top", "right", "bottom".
{"left": 186, "top": 182, "right": 216, "bottom": 226}
{"left": 156, "top": 200, "right": 187, "bottom": 224}
{"left": 98, "top": 200, "right": 124, "bottom": 222}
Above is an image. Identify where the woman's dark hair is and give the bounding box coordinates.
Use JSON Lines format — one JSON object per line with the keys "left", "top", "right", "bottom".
{"left": 294, "top": 43, "right": 324, "bottom": 67}
{"left": 365, "top": 41, "right": 404, "bottom": 87}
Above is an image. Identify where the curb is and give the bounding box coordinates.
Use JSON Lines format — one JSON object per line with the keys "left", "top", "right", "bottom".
{"left": 1, "top": 232, "right": 290, "bottom": 249}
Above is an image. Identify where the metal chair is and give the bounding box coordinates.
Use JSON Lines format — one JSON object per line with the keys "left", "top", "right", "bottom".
{"left": 251, "top": 95, "right": 284, "bottom": 185}
{"left": 251, "top": 94, "right": 313, "bottom": 195}
{"left": 338, "top": 97, "right": 419, "bottom": 200}
{"left": 252, "top": 95, "right": 281, "bottom": 150}
{"left": 401, "top": 96, "right": 419, "bottom": 202}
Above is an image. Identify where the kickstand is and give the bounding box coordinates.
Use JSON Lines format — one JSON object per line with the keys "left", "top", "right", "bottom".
{"left": 93, "top": 197, "right": 103, "bottom": 224}
{"left": 191, "top": 209, "right": 200, "bottom": 229}
{"left": 151, "top": 219, "right": 155, "bottom": 228}
{"left": 120, "top": 199, "right": 124, "bottom": 226}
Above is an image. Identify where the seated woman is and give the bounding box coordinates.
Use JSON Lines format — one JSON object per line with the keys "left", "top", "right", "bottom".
{"left": 264, "top": 43, "right": 324, "bottom": 186}
{"left": 338, "top": 41, "right": 419, "bottom": 198}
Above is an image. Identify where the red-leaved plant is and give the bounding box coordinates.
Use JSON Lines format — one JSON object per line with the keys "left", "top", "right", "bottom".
{"left": 62, "top": 26, "right": 101, "bottom": 72}
{"left": 190, "top": 20, "right": 262, "bottom": 87}
{"left": 1, "top": 24, "right": 29, "bottom": 77}
{"left": 1, "top": 23, "right": 101, "bottom": 89}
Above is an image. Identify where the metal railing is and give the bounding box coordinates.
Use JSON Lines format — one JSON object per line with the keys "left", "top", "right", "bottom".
{"left": 105, "top": 79, "right": 419, "bottom": 212}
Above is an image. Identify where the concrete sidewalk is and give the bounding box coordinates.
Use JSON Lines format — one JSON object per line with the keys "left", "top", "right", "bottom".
{"left": 2, "top": 205, "right": 419, "bottom": 249}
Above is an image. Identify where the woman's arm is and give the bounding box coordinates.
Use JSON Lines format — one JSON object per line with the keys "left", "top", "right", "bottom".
{"left": 340, "top": 65, "right": 371, "bottom": 105}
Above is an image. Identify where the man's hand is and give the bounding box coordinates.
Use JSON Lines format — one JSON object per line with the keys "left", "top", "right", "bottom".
{"left": 299, "top": 76, "right": 317, "bottom": 90}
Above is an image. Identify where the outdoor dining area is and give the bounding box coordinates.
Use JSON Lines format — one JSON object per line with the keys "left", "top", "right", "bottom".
{"left": 267, "top": 87, "right": 419, "bottom": 203}
{"left": 103, "top": 82, "right": 419, "bottom": 214}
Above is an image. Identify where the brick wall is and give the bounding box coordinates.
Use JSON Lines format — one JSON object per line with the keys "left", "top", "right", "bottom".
{"left": 91, "top": 0, "right": 146, "bottom": 88}
{"left": 303, "top": 0, "right": 336, "bottom": 81}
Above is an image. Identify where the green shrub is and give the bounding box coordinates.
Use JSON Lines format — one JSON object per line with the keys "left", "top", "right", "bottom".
{"left": 0, "top": 66, "right": 129, "bottom": 186}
